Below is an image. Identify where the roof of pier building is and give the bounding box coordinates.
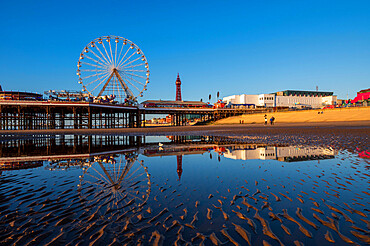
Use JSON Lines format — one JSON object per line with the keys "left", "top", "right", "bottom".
{"left": 275, "top": 90, "right": 333, "bottom": 97}
{"left": 141, "top": 100, "right": 207, "bottom": 108}
{"left": 0, "top": 90, "right": 43, "bottom": 100}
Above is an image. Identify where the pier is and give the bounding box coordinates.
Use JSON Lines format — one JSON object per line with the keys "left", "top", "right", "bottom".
{"left": 0, "top": 101, "right": 141, "bottom": 130}
{"left": 0, "top": 100, "right": 270, "bottom": 130}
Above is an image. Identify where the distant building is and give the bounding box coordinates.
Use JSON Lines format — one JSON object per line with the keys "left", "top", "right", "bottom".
{"left": 0, "top": 85, "right": 42, "bottom": 101}
{"left": 223, "top": 90, "right": 337, "bottom": 109}
{"left": 351, "top": 88, "right": 370, "bottom": 105}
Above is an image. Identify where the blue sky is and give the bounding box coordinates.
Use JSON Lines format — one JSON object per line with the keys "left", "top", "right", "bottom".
{"left": 0, "top": 0, "right": 369, "bottom": 101}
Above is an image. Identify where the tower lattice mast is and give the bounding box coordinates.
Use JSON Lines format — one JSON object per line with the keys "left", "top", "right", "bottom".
{"left": 176, "top": 73, "right": 182, "bottom": 101}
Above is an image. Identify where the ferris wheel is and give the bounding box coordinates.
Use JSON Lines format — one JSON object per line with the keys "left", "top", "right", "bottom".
{"left": 77, "top": 35, "right": 149, "bottom": 103}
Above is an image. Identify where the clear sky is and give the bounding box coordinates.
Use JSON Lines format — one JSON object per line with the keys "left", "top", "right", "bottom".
{"left": 0, "top": 0, "right": 369, "bottom": 101}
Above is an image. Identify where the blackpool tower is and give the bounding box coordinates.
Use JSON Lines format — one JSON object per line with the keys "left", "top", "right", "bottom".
{"left": 176, "top": 73, "right": 182, "bottom": 101}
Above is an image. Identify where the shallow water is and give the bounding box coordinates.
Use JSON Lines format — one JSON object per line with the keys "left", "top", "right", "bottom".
{"left": 0, "top": 135, "right": 369, "bottom": 245}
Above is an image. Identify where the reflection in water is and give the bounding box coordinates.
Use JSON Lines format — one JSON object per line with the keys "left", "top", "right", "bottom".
{"left": 0, "top": 135, "right": 339, "bottom": 181}
{"left": 223, "top": 145, "right": 336, "bottom": 162}
{"left": 79, "top": 153, "right": 150, "bottom": 215}
{"left": 0, "top": 135, "right": 369, "bottom": 245}
{"left": 0, "top": 135, "right": 143, "bottom": 171}
{"left": 177, "top": 155, "right": 183, "bottom": 180}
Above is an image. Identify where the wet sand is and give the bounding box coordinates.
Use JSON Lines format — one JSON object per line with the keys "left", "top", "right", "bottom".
{"left": 1, "top": 137, "right": 369, "bottom": 245}
{"left": 1, "top": 130, "right": 369, "bottom": 245}
{"left": 1, "top": 120, "right": 369, "bottom": 136}
{"left": 2, "top": 121, "right": 369, "bottom": 150}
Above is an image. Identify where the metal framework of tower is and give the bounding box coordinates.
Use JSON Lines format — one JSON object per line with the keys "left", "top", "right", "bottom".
{"left": 176, "top": 74, "right": 182, "bottom": 101}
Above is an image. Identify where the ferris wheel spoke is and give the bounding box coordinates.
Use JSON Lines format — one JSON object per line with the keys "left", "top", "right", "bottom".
{"left": 123, "top": 166, "right": 145, "bottom": 182}
{"left": 101, "top": 41, "right": 113, "bottom": 64}
{"left": 124, "top": 72, "right": 147, "bottom": 79}
{"left": 86, "top": 167, "right": 111, "bottom": 184}
{"left": 95, "top": 45, "right": 112, "bottom": 66}
{"left": 124, "top": 69, "right": 147, "bottom": 73}
{"left": 121, "top": 75, "right": 141, "bottom": 92}
{"left": 89, "top": 49, "right": 110, "bottom": 66}
{"left": 116, "top": 42, "right": 125, "bottom": 68}
{"left": 125, "top": 190, "right": 143, "bottom": 201}
{"left": 121, "top": 72, "right": 145, "bottom": 87}
{"left": 85, "top": 71, "right": 110, "bottom": 86}
{"left": 115, "top": 163, "right": 122, "bottom": 182}
{"left": 118, "top": 51, "right": 136, "bottom": 69}
{"left": 84, "top": 54, "right": 110, "bottom": 68}
{"left": 82, "top": 71, "right": 109, "bottom": 80}
{"left": 83, "top": 180, "right": 97, "bottom": 187}
{"left": 120, "top": 71, "right": 144, "bottom": 86}
{"left": 114, "top": 41, "right": 118, "bottom": 67}
{"left": 122, "top": 63, "right": 146, "bottom": 69}
{"left": 117, "top": 46, "right": 132, "bottom": 68}
{"left": 90, "top": 73, "right": 111, "bottom": 92}
{"left": 80, "top": 69, "right": 107, "bottom": 72}
{"left": 81, "top": 61, "right": 106, "bottom": 69}
{"left": 117, "top": 162, "right": 123, "bottom": 182}
{"left": 118, "top": 161, "right": 135, "bottom": 181}
{"left": 97, "top": 163, "right": 118, "bottom": 186}
{"left": 123, "top": 172, "right": 145, "bottom": 186}
{"left": 108, "top": 40, "right": 114, "bottom": 67}
{"left": 121, "top": 56, "right": 142, "bottom": 68}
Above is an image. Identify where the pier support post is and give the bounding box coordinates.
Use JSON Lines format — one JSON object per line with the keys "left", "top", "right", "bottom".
{"left": 88, "top": 107, "right": 92, "bottom": 129}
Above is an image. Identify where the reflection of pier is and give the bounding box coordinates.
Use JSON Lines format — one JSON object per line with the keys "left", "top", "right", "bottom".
{"left": 0, "top": 135, "right": 143, "bottom": 170}
{"left": 0, "top": 135, "right": 143, "bottom": 158}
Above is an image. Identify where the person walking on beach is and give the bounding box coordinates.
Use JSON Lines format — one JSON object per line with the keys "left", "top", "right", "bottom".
{"left": 264, "top": 114, "right": 267, "bottom": 125}
{"left": 270, "top": 116, "right": 275, "bottom": 125}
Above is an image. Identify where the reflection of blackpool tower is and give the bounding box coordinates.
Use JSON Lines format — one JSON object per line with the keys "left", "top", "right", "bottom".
{"left": 175, "top": 74, "right": 183, "bottom": 180}
{"left": 176, "top": 73, "right": 182, "bottom": 101}
{"left": 177, "top": 155, "right": 183, "bottom": 181}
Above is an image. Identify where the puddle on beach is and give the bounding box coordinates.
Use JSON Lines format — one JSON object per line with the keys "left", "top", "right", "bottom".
{"left": 0, "top": 135, "right": 369, "bottom": 245}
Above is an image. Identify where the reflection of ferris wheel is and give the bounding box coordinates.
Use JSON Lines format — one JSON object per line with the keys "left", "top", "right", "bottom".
{"left": 77, "top": 35, "right": 150, "bottom": 103}
{"left": 79, "top": 153, "right": 150, "bottom": 215}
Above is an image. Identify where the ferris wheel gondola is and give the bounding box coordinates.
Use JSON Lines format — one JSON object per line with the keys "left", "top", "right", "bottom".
{"left": 77, "top": 36, "right": 149, "bottom": 104}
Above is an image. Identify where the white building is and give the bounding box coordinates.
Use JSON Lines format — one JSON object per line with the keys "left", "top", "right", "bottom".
{"left": 223, "top": 90, "right": 337, "bottom": 109}
{"left": 222, "top": 94, "right": 259, "bottom": 107}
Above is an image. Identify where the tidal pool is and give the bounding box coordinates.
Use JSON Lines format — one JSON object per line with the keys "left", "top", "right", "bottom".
{"left": 0, "top": 135, "right": 369, "bottom": 245}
